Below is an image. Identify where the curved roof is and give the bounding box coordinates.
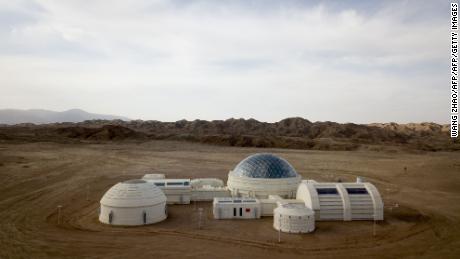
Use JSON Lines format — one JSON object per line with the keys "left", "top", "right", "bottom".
{"left": 230, "top": 153, "right": 299, "bottom": 179}
{"left": 100, "top": 179, "right": 166, "bottom": 207}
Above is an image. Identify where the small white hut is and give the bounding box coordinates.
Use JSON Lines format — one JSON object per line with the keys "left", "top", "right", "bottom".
{"left": 273, "top": 203, "right": 315, "bottom": 233}
{"left": 99, "top": 179, "right": 167, "bottom": 226}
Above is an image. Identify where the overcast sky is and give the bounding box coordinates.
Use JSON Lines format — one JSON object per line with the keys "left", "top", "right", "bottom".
{"left": 0, "top": 0, "right": 450, "bottom": 123}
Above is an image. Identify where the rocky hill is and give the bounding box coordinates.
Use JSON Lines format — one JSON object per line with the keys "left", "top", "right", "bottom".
{"left": 0, "top": 118, "right": 457, "bottom": 151}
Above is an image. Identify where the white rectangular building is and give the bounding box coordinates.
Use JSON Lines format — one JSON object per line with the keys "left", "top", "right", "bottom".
{"left": 191, "top": 186, "right": 231, "bottom": 201}
{"left": 145, "top": 179, "right": 192, "bottom": 204}
{"left": 213, "top": 197, "right": 261, "bottom": 219}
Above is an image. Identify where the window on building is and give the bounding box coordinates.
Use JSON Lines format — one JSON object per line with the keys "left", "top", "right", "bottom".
{"left": 346, "top": 188, "right": 368, "bottom": 194}
{"left": 316, "top": 188, "right": 339, "bottom": 195}
{"left": 167, "top": 182, "right": 184, "bottom": 186}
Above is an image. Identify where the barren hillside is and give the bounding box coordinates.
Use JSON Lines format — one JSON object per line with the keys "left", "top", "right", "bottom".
{"left": 0, "top": 118, "right": 457, "bottom": 151}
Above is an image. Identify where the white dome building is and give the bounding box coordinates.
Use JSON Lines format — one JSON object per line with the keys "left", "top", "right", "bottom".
{"left": 274, "top": 203, "right": 315, "bottom": 233}
{"left": 99, "top": 179, "right": 167, "bottom": 226}
{"left": 227, "top": 153, "right": 301, "bottom": 198}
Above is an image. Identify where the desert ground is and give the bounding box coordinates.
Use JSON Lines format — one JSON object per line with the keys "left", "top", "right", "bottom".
{"left": 0, "top": 140, "right": 459, "bottom": 258}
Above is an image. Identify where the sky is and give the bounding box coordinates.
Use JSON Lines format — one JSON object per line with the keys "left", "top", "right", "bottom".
{"left": 0, "top": 0, "right": 450, "bottom": 123}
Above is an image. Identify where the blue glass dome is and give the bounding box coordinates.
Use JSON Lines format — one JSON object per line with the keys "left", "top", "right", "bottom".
{"left": 231, "top": 153, "right": 298, "bottom": 179}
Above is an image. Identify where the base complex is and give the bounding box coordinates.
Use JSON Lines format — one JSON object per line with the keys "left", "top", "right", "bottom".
{"left": 99, "top": 153, "right": 384, "bottom": 234}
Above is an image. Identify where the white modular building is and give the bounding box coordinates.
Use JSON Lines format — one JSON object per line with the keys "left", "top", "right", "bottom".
{"left": 145, "top": 178, "right": 192, "bottom": 204}
{"left": 258, "top": 195, "right": 305, "bottom": 216}
{"left": 259, "top": 195, "right": 283, "bottom": 216}
{"left": 99, "top": 179, "right": 167, "bottom": 226}
{"left": 213, "top": 197, "right": 261, "bottom": 219}
{"left": 144, "top": 176, "right": 230, "bottom": 202}
{"left": 191, "top": 178, "right": 224, "bottom": 189}
{"left": 259, "top": 199, "right": 278, "bottom": 216}
{"left": 227, "top": 153, "right": 301, "bottom": 199}
{"left": 190, "top": 178, "right": 230, "bottom": 201}
{"left": 191, "top": 186, "right": 231, "bottom": 201}
{"left": 296, "top": 180, "right": 384, "bottom": 221}
{"left": 274, "top": 202, "right": 315, "bottom": 233}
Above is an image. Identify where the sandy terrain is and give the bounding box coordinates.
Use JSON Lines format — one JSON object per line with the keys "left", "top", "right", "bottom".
{"left": 0, "top": 140, "right": 459, "bottom": 258}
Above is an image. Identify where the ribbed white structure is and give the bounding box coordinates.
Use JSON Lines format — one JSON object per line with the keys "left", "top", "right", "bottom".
{"left": 296, "top": 181, "right": 384, "bottom": 221}
{"left": 274, "top": 203, "right": 315, "bottom": 233}
{"left": 99, "top": 179, "right": 167, "bottom": 226}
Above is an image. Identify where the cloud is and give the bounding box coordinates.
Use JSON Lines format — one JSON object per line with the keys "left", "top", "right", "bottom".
{"left": 0, "top": 0, "right": 449, "bottom": 123}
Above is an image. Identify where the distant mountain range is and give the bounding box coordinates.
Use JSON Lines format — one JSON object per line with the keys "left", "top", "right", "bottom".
{"left": 0, "top": 116, "right": 456, "bottom": 152}
{"left": 0, "top": 109, "right": 130, "bottom": 124}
